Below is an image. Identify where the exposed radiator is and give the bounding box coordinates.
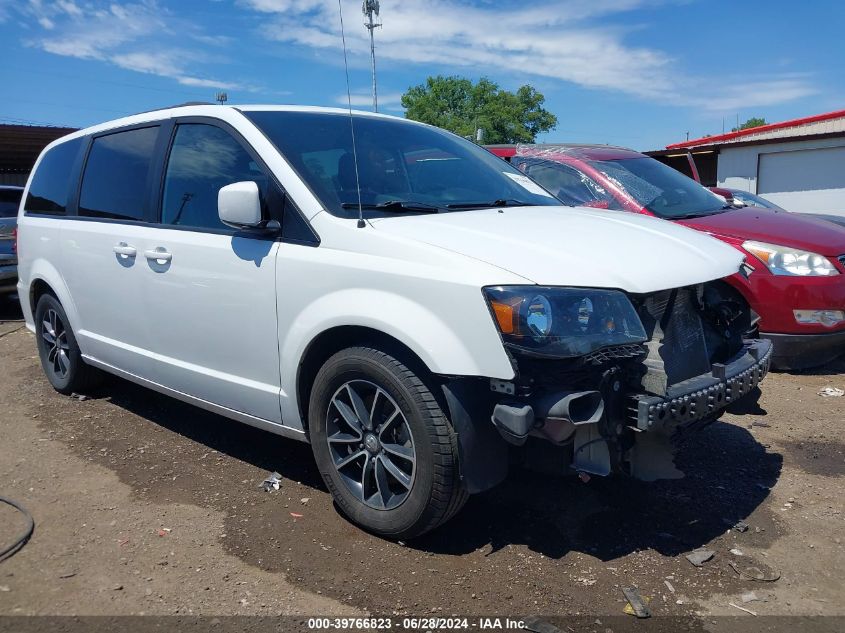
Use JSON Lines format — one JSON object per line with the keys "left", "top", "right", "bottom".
{"left": 637, "top": 288, "right": 711, "bottom": 396}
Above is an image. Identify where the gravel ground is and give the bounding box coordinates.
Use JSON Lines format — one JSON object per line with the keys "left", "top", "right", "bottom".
{"left": 1, "top": 296, "right": 843, "bottom": 626}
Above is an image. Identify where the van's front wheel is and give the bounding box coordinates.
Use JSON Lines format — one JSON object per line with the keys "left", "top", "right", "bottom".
{"left": 309, "top": 346, "right": 467, "bottom": 539}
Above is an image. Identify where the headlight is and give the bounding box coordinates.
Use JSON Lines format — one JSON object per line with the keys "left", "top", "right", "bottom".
{"left": 526, "top": 295, "right": 553, "bottom": 341}
{"left": 483, "top": 286, "right": 647, "bottom": 358}
{"left": 742, "top": 241, "right": 839, "bottom": 277}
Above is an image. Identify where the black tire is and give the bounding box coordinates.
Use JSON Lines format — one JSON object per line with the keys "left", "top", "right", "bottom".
{"left": 34, "top": 293, "right": 102, "bottom": 395}
{"left": 309, "top": 345, "right": 468, "bottom": 539}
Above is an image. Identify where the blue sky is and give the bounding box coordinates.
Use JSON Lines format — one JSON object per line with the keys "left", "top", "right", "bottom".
{"left": 1, "top": 0, "right": 842, "bottom": 150}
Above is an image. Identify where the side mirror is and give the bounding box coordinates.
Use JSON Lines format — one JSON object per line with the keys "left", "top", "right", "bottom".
{"left": 218, "top": 181, "right": 263, "bottom": 229}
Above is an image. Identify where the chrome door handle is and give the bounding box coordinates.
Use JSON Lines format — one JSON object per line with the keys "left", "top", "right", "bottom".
{"left": 113, "top": 242, "right": 136, "bottom": 257}
{"left": 144, "top": 248, "right": 172, "bottom": 263}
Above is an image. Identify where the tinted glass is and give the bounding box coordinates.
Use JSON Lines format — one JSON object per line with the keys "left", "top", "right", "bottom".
{"left": 79, "top": 126, "right": 158, "bottom": 221}
{"left": 25, "top": 138, "right": 83, "bottom": 215}
{"left": 162, "top": 124, "right": 268, "bottom": 230}
{"left": 0, "top": 188, "right": 23, "bottom": 218}
{"left": 245, "top": 111, "right": 560, "bottom": 219}
{"left": 586, "top": 157, "right": 727, "bottom": 219}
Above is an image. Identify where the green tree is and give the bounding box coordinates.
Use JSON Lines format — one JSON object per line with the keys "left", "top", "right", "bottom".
{"left": 401, "top": 76, "right": 558, "bottom": 144}
{"left": 732, "top": 117, "right": 767, "bottom": 132}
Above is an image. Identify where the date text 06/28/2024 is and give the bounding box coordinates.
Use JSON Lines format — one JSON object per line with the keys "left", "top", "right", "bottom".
{"left": 306, "top": 617, "right": 527, "bottom": 630}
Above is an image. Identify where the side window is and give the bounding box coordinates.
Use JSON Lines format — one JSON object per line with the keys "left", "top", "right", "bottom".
{"left": 79, "top": 126, "right": 159, "bottom": 221}
{"left": 25, "top": 137, "right": 84, "bottom": 215}
{"left": 161, "top": 124, "right": 269, "bottom": 230}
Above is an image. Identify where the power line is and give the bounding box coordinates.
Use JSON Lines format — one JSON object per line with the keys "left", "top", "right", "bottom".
{"left": 2, "top": 97, "right": 130, "bottom": 116}
{"left": 0, "top": 115, "right": 74, "bottom": 127}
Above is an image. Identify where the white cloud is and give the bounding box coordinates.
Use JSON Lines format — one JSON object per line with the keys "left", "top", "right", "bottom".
{"left": 243, "top": 0, "right": 327, "bottom": 13}
{"left": 16, "top": 0, "right": 246, "bottom": 92}
{"left": 682, "top": 76, "right": 818, "bottom": 112}
{"left": 56, "top": 1, "right": 83, "bottom": 17}
{"left": 178, "top": 76, "right": 242, "bottom": 90}
{"left": 243, "top": 0, "right": 816, "bottom": 111}
{"left": 335, "top": 91, "right": 403, "bottom": 107}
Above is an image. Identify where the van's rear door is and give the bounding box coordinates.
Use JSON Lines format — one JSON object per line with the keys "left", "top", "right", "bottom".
{"left": 61, "top": 124, "right": 162, "bottom": 375}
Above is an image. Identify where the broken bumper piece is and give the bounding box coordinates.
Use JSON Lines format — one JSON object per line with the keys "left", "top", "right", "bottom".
{"left": 631, "top": 339, "right": 773, "bottom": 434}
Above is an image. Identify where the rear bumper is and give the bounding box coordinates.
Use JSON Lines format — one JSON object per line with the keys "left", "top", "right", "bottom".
{"left": 762, "top": 330, "right": 845, "bottom": 370}
{"left": 631, "top": 339, "right": 772, "bottom": 434}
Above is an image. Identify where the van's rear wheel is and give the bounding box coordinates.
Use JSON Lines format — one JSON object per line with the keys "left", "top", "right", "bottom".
{"left": 34, "top": 293, "right": 101, "bottom": 395}
{"left": 309, "top": 346, "right": 468, "bottom": 539}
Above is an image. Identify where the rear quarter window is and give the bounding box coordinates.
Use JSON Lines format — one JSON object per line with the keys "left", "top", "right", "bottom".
{"left": 25, "top": 137, "right": 84, "bottom": 215}
{"left": 79, "top": 126, "right": 159, "bottom": 221}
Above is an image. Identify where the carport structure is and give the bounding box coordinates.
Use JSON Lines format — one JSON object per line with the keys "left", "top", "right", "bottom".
{"left": 0, "top": 124, "right": 78, "bottom": 186}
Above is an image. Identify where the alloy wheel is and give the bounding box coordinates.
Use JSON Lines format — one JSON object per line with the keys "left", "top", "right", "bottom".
{"left": 41, "top": 308, "right": 71, "bottom": 378}
{"left": 325, "top": 380, "right": 416, "bottom": 510}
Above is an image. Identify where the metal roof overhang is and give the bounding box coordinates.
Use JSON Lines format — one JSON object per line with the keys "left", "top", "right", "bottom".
{"left": 0, "top": 124, "right": 78, "bottom": 174}
{"left": 647, "top": 130, "right": 845, "bottom": 156}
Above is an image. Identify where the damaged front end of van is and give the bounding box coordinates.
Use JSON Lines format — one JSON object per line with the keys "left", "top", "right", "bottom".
{"left": 447, "top": 279, "right": 771, "bottom": 490}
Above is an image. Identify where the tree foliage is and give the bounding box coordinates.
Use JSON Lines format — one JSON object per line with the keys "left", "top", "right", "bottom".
{"left": 732, "top": 117, "right": 767, "bottom": 132}
{"left": 401, "top": 75, "right": 558, "bottom": 144}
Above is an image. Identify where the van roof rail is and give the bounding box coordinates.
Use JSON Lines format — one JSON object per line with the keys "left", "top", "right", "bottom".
{"left": 134, "top": 101, "right": 217, "bottom": 115}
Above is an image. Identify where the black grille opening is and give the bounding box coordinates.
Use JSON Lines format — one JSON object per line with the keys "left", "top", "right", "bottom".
{"left": 632, "top": 282, "right": 752, "bottom": 397}
{"left": 584, "top": 343, "right": 646, "bottom": 365}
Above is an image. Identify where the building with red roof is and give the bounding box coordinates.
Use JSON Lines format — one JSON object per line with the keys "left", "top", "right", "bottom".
{"left": 648, "top": 109, "right": 845, "bottom": 216}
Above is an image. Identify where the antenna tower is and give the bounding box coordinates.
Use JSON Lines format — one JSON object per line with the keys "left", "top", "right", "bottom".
{"left": 362, "top": 0, "right": 381, "bottom": 112}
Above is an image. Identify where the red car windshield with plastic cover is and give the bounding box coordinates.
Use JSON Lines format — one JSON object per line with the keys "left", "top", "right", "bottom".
{"left": 514, "top": 144, "right": 730, "bottom": 219}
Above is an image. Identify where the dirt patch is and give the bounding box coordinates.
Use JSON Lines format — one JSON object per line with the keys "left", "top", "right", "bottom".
{"left": 0, "top": 306, "right": 354, "bottom": 616}
{"left": 780, "top": 439, "right": 845, "bottom": 477}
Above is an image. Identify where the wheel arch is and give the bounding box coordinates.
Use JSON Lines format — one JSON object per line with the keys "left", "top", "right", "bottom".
{"left": 279, "top": 288, "right": 515, "bottom": 432}
{"left": 295, "top": 325, "right": 433, "bottom": 435}
{"left": 24, "top": 261, "right": 82, "bottom": 339}
{"left": 29, "top": 278, "right": 56, "bottom": 312}
{"left": 293, "top": 325, "right": 510, "bottom": 494}
{"left": 714, "top": 275, "right": 762, "bottom": 331}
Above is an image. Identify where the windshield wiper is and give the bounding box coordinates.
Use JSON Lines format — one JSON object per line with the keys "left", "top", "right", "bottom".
{"left": 672, "top": 207, "right": 732, "bottom": 220}
{"left": 340, "top": 200, "right": 441, "bottom": 213}
{"left": 445, "top": 198, "right": 531, "bottom": 209}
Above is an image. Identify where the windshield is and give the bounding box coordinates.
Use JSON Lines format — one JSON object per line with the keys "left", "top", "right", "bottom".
{"left": 0, "top": 189, "right": 22, "bottom": 218}
{"left": 245, "top": 111, "right": 560, "bottom": 218}
{"left": 585, "top": 156, "right": 727, "bottom": 219}
{"left": 513, "top": 157, "right": 625, "bottom": 211}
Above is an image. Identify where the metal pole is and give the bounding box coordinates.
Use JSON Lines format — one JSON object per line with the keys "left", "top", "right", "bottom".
{"left": 367, "top": 9, "right": 378, "bottom": 112}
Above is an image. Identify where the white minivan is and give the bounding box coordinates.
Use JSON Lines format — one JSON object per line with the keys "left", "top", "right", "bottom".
{"left": 17, "top": 104, "right": 771, "bottom": 538}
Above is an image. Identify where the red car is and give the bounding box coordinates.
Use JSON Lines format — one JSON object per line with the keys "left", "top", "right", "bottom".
{"left": 487, "top": 144, "right": 845, "bottom": 370}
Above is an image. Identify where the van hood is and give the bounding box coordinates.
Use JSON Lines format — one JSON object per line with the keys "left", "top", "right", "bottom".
{"left": 676, "top": 207, "right": 845, "bottom": 256}
{"left": 371, "top": 206, "right": 744, "bottom": 294}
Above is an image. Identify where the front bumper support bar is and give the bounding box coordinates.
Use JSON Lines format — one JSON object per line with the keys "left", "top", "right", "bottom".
{"left": 631, "top": 339, "right": 773, "bottom": 433}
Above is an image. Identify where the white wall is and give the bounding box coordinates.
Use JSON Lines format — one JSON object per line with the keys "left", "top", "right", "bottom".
{"left": 716, "top": 136, "right": 845, "bottom": 217}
